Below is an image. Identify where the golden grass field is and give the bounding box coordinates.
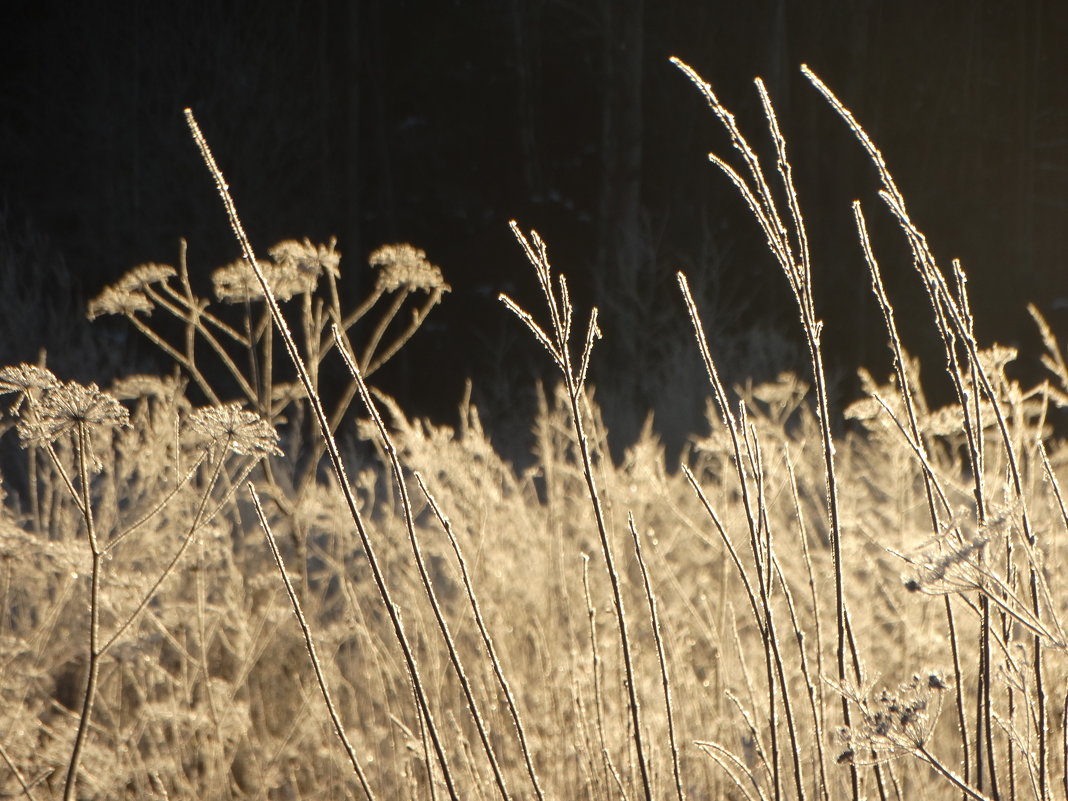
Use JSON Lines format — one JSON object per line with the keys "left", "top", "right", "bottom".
{"left": 3, "top": 59, "right": 1067, "bottom": 801}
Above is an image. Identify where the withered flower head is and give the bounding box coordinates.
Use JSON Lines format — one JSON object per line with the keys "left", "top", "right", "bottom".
{"left": 213, "top": 254, "right": 319, "bottom": 303}
{"left": 211, "top": 258, "right": 276, "bottom": 303}
{"left": 833, "top": 671, "right": 948, "bottom": 762}
{"left": 903, "top": 531, "right": 990, "bottom": 595}
{"left": 19, "top": 380, "right": 130, "bottom": 444}
{"left": 0, "top": 364, "right": 59, "bottom": 395}
{"left": 270, "top": 238, "right": 341, "bottom": 283}
{"left": 214, "top": 240, "right": 344, "bottom": 303}
{"left": 187, "top": 402, "right": 282, "bottom": 457}
{"left": 117, "top": 263, "right": 177, "bottom": 292}
{"left": 369, "top": 244, "right": 450, "bottom": 294}
{"left": 87, "top": 285, "right": 154, "bottom": 320}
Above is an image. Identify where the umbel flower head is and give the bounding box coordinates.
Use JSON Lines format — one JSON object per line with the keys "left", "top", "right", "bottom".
{"left": 213, "top": 238, "right": 341, "bottom": 303}
{"left": 86, "top": 285, "right": 154, "bottom": 320}
{"left": 269, "top": 238, "right": 341, "bottom": 283}
{"left": 86, "top": 261, "right": 177, "bottom": 320}
{"left": 212, "top": 258, "right": 278, "bottom": 302}
{"left": 0, "top": 364, "right": 59, "bottom": 396}
{"left": 117, "top": 262, "right": 177, "bottom": 291}
{"left": 833, "top": 671, "right": 949, "bottom": 765}
{"left": 187, "top": 402, "right": 282, "bottom": 457}
{"left": 17, "top": 379, "right": 130, "bottom": 445}
{"left": 369, "top": 244, "right": 450, "bottom": 294}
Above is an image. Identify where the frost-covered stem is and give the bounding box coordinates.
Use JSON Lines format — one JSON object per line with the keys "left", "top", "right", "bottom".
{"left": 62, "top": 422, "right": 101, "bottom": 801}
{"left": 185, "top": 108, "right": 460, "bottom": 800}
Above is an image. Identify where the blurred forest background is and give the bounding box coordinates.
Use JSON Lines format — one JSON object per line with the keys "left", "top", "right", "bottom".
{"left": 1, "top": 0, "right": 1066, "bottom": 457}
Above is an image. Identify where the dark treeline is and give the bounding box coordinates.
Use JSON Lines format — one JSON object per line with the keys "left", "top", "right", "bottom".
{"left": 1, "top": 1, "right": 1066, "bottom": 456}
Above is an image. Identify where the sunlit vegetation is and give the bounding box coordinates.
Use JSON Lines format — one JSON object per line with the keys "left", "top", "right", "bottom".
{"left": 2, "top": 60, "right": 1067, "bottom": 801}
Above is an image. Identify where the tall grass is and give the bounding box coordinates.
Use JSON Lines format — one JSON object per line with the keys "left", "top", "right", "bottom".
{"left": 2, "top": 59, "right": 1068, "bottom": 801}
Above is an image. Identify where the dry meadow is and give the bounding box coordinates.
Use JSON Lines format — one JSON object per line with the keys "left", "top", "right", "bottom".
{"left": 3, "top": 60, "right": 1067, "bottom": 801}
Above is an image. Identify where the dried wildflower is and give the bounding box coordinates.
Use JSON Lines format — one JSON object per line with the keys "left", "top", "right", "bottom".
{"left": 270, "top": 238, "right": 341, "bottom": 284}
{"left": 903, "top": 533, "right": 989, "bottom": 593}
{"left": 834, "top": 672, "right": 948, "bottom": 762}
{"left": 187, "top": 402, "right": 282, "bottom": 457}
{"left": 212, "top": 258, "right": 275, "bottom": 302}
{"left": 899, "top": 509, "right": 1020, "bottom": 596}
{"left": 117, "top": 262, "right": 177, "bottom": 291}
{"left": 0, "top": 364, "right": 59, "bottom": 395}
{"left": 213, "top": 255, "right": 315, "bottom": 303}
{"left": 87, "top": 285, "right": 154, "bottom": 319}
{"left": 212, "top": 240, "right": 340, "bottom": 304}
{"left": 18, "top": 380, "right": 129, "bottom": 444}
{"left": 369, "top": 244, "right": 450, "bottom": 294}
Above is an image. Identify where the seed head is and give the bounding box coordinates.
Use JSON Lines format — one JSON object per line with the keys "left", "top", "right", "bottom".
{"left": 117, "top": 263, "right": 177, "bottom": 291}
{"left": 270, "top": 238, "right": 341, "bottom": 283}
{"left": 87, "top": 285, "right": 154, "bottom": 319}
{"left": 18, "top": 380, "right": 129, "bottom": 444}
{"left": 187, "top": 402, "right": 282, "bottom": 457}
{"left": 0, "top": 364, "right": 59, "bottom": 395}
{"left": 369, "top": 244, "right": 450, "bottom": 294}
{"left": 833, "top": 671, "right": 948, "bottom": 762}
{"left": 212, "top": 258, "right": 282, "bottom": 302}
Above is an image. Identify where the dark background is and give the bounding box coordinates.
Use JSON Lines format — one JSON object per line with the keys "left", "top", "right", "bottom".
{"left": 1, "top": 1, "right": 1066, "bottom": 458}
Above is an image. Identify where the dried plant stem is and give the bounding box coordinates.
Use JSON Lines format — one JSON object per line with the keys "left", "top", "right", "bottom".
{"left": 61, "top": 422, "right": 102, "bottom": 801}
{"left": 0, "top": 742, "right": 39, "bottom": 801}
{"left": 192, "top": 535, "right": 224, "bottom": 781}
{"left": 570, "top": 325, "right": 653, "bottom": 801}
{"left": 142, "top": 282, "right": 256, "bottom": 403}
{"left": 336, "top": 332, "right": 513, "bottom": 801}
{"left": 627, "top": 515, "right": 685, "bottom": 801}
{"left": 747, "top": 426, "right": 806, "bottom": 801}
{"left": 671, "top": 58, "right": 856, "bottom": 786}
{"left": 583, "top": 554, "right": 616, "bottom": 801}
{"left": 185, "top": 107, "right": 460, "bottom": 800}
{"left": 103, "top": 455, "right": 205, "bottom": 553}
{"left": 366, "top": 291, "right": 443, "bottom": 374}
{"left": 248, "top": 483, "right": 376, "bottom": 800}
{"left": 168, "top": 241, "right": 249, "bottom": 344}
{"left": 361, "top": 288, "right": 408, "bottom": 369}
{"left": 783, "top": 454, "right": 831, "bottom": 801}
{"left": 415, "top": 473, "right": 547, "bottom": 801}
{"left": 694, "top": 740, "right": 766, "bottom": 801}
{"left": 101, "top": 447, "right": 236, "bottom": 655}
{"left": 842, "top": 612, "right": 893, "bottom": 800}
{"left": 678, "top": 278, "right": 807, "bottom": 801}
{"left": 27, "top": 436, "right": 41, "bottom": 533}
{"left": 916, "top": 744, "right": 995, "bottom": 801}
{"left": 854, "top": 202, "right": 973, "bottom": 789}
{"left": 945, "top": 595, "right": 971, "bottom": 797}
{"left": 124, "top": 313, "right": 221, "bottom": 405}
{"left": 771, "top": 549, "right": 828, "bottom": 801}
{"left": 502, "top": 222, "right": 651, "bottom": 801}
{"left": 981, "top": 600, "right": 1001, "bottom": 800}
